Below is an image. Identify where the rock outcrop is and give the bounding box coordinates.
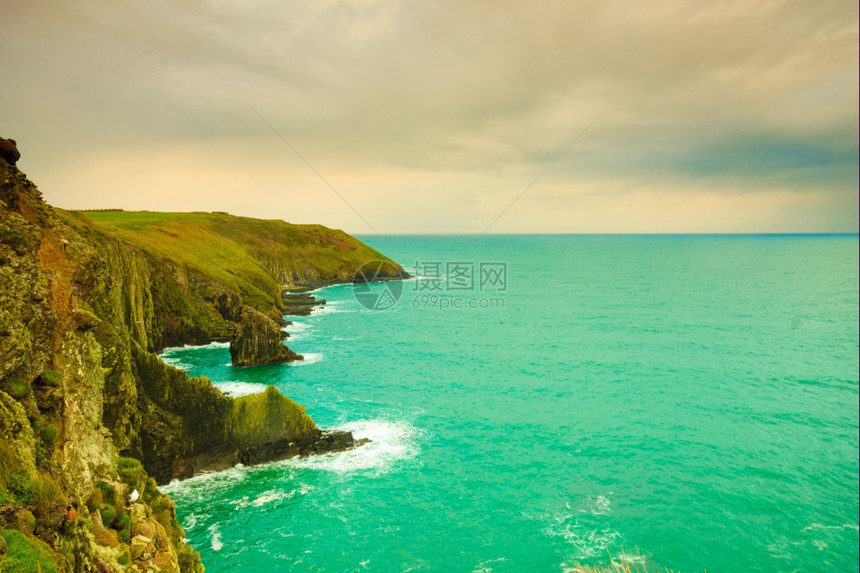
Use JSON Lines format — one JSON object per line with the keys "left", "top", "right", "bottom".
{"left": 0, "top": 136, "right": 20, "bottom": 165}
{"left": 281, "top": 291, "right": 326, "bottom": 316}
{"left": 230, "top": 305, "right": 303, "bottom": 366}
{"left": 0, "top": 141, "right": 405, "bottom": 572}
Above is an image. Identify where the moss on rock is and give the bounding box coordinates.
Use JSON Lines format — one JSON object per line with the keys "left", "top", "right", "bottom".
{"left": 231, "top": 386, "right": 316, "bottom": 447}
{"left": 1, "top": 378, "right": 31, "bottom": 399}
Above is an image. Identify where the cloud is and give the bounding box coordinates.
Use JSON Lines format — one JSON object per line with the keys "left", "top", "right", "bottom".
{"left": 1, "top": 0, "right": 857, "bottom": 232}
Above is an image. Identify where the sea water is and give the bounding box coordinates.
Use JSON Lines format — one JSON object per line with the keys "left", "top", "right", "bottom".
{"left": 161, "top": 235, "right": 859, "bottom": 572}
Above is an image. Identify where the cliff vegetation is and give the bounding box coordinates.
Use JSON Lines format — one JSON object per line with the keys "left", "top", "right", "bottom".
{"left": 0, "top": 137, "right": 407, "bottom": 572}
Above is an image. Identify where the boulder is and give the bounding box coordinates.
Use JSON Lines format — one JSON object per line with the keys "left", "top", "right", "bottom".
{"left": 0, "top": 137, "right": 20, "bottom": 165}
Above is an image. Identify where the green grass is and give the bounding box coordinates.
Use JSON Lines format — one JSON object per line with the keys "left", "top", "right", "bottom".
{"left": 38, "top": 425, "right": 58, "bottom": 443}
{"left": 76, "top": 210, "right": 406, "bottom": 311}
{"left": 0, "top": 378, "right": 31, "bottom": 399}
{"left": 6, "top": 471, "right": 63, "bottom": 517}
{"left": 0, "top": 529, "right": 59, "bottom": 573}
{"left": 230, "top": 386, "right": 316, "bottom": 445}
{"left": 117, "top": 456, "right": 147, "bottom": 494}
{"left": 0, "top": 227, "right": 30, "bottom": 248}
{"left": 117, "top": 513, "right": 131, "bottom": 543}
{"left": 99, "top": 504, "right": 117, "bottom": 528}
{"left": 38, "top": 371, "right": 62, "bottom": 387}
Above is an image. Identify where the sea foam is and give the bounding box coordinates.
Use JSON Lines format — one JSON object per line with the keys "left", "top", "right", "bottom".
{"left": 209, "top": 524, "right": 223, "bottom": 552}
{"left": 293, "top": 352, "right": 323, "bottom": 366}
{"left": 284, "top": 419, "right": 419, "bottom": 474}
{"left": 214, "top": 381, "right": 267, "bottom": 397}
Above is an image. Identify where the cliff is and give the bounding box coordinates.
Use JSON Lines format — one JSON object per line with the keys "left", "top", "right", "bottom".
{"left": 0, "top": 138, "right": 408, "bottom": 572}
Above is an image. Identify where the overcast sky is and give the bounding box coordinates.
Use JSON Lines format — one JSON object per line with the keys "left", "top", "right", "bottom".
{"left": 2, "top": 0, "right": 857, "bottom": 233}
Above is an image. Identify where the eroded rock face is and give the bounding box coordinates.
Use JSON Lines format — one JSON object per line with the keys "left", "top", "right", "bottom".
{"left": 0, "top": 147, "right": 205, "bottom": 571}
{"left": 230, "top": 305, "right": 302, "bottom": 366}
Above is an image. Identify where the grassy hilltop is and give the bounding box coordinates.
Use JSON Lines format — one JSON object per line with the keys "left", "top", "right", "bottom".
{"left": 76, "top": 209, "right": 404, "bottom": 312}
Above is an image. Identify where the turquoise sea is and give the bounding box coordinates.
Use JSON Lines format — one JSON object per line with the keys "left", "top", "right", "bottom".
{"left": 161, "top": 235, "right": 859, "bottom": 572}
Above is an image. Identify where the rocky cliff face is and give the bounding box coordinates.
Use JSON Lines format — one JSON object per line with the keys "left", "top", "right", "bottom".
{"left": 0, "top": 141, "right": 403, "bottom": 572}
{"left": 230, "top": 305, "right": 302, "bottom": 367}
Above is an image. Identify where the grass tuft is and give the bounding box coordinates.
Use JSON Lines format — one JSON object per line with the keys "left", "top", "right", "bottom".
{"left": 0, "top": 228, "right": 30, "bottom": 248}
{"left": 1, "top": 378, "right": 31, "bottom": 399}
{"left": 0, "top": 528, "right": 59, "bottom": 573}
{"left": 39, "top": 424, "right": 58, "bottom": 443}
{"left": 37, "top": 371, "right": 62, "bottom": 387}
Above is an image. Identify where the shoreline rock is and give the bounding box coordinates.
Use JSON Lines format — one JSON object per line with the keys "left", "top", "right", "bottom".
{"left": 281, "top": 292, "right": 326, "bottom": 316}
{"left": 230, "top": 305, "right": 303, "bottom": 366}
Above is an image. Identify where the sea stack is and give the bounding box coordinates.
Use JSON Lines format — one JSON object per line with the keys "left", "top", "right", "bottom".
{"left": 230, "top": 305, "right": 303, "bottom": 366}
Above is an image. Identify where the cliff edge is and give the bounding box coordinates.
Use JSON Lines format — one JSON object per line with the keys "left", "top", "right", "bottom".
{"left": 0, "top": 138, "right": 407, "bottom": 572}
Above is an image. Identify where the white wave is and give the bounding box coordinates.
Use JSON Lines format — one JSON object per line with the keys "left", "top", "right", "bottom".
{"left": 209, "top": 524, "right": 223, "bottom": 552}
{"left": 283, "top": 321, "right": 310, "bottom": 333}
{"left": 252, "top": 490, "right": 292, "bottom": 507}
{"left": 577, "top": 494, "right": 612, "bottom": 516}
{"left": 159, "top": 341, "right": 230, "bottom": 370}
{"left": 802, "top": 523, "right": 860, "bottom": 532}
{"left": 161, "top": 464, "right": 249, "bottom": 498}
{"left": 553, "top": 524, "right": 621, "bottom": 562}
{"left": 182, "top": 513, "right": 199, "bottom": 531}
{"left": 159, "top": 356, "right": 192, "bottom": 369}
{"left": 285, "top": 419, "right": 418, "bottom": 474}
{"left": 229, "top": 495, "right": 250, "bottom": 510}
{"left": 293, "top": 352, "right": 323, "bottom": 366}
{"left": 251, "top": 484, "right": 314, "bottom": 507}
{"left": 546, "top": 502, "right": 623, "bottom": 564}
{"left": 612, "top": 551, "right": 646, "bottom": 566}
{"left": 309, "top": 300, "right": 355, "bottom": 315}
{"left": 214, "top": 381, "right": 267, "bottom": 397}
{"left": 162, "top": 341, "right": 230, "bottom": 353}
{"left": 282, "top": 321, "right": 312, "bottom": 342}
{"left": 473, "top": 557, "right": 508, "bottom": 572}
{"left": 162, "top": 420, "right": 418, "bottom": 501}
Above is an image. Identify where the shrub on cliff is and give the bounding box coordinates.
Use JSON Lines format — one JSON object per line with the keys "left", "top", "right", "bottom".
{"left": 117, "top": 513, "right": 132, "bottom": 543}
{"left": 0, "top": 378, "right": 31, "bottom": 399}
{"left": 38, "top": 425, "right": 58, "bottom": 443}
{"left": 117, "top": 456, "right": 147, "bottom": 493}
{"left": 37, "top": 371, "right": 62, "bottom": 387}
{"left": 99, "top": 504, "right": 117, "bottom": 529}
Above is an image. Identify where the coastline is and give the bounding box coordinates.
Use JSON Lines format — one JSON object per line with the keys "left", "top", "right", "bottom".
{"left": 0, "top": 145, "right": 409, "bottom": 572}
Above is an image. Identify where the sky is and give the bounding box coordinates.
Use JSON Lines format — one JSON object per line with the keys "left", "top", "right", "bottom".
{"left": 1, "top": 0, "right": 857, "bottom": 234}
